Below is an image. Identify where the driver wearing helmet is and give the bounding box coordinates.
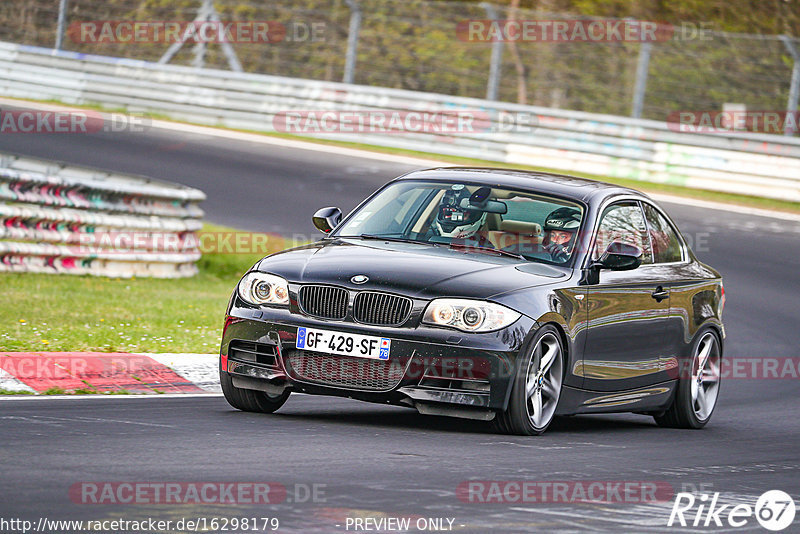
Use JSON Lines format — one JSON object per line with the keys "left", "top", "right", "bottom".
{"left": 542, "top": 207, "right": 581, "bottom": 263}
{"left": 432, "top": 184, "right": 490, "bottom": 244}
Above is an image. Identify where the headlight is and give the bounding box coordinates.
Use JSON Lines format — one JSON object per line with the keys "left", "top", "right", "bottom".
{"left": 237, "top": 272, "right": 290, "bottom": 306}
{"left": 422, "top": 299, "right": 521, "bottom": 332}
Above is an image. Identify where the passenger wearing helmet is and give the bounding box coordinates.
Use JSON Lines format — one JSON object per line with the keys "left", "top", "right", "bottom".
{"left": 432, "top": 184, "right": 489, "bottom": 242}
{"left": 542, "top": 207, "right": 581, "bottom": 263}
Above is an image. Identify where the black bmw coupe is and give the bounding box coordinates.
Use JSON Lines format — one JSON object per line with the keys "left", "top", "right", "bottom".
{"left": 220, "top": 168, "right": 724, "bottom": 435}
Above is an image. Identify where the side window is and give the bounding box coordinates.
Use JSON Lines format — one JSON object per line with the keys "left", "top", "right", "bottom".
{"left": 354, "top": 187, "right": 430, "bottom": 235}
{"left": 593, "top": 202, "right": 653, "bottom": 263}
{"left": 643, "top": 204, "right": 684, "bottom": 263}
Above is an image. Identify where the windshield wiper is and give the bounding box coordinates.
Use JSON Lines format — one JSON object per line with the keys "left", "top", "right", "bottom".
{"left": 356, "top": 234, "right": 439, "bottom": 246}
{"left": 449, "top": 243, "right": 526, "bottom": 260}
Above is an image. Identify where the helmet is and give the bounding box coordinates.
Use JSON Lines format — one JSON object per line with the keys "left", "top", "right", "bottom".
{"left": 434, "top": 185, "right": 487, "bottom": 239}
{"left": 543, "top": 207, "right": 581, "bottom": 245}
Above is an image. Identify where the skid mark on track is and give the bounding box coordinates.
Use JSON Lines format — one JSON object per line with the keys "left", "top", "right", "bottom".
{"left": 1, "top": 414, "right": 174, "bottom": 428}
{"left": 646, "top": 461, "right": 800, "bottom": 477}
{"left": 478, "top": 441, "right": 619, "bottom": 450}
{"left": 508, "top": 492, "right": 765, "bottom": 533}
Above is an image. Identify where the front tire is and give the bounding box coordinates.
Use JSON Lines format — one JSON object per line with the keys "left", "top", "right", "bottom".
{"left": 494, "top": 326, "right": 564, "bottom": 436}
{"left": 654, "top": 329, "right": 721, "bottom": 429}
{"left": 220, "top": 363, "right": 290, "bottom": 413}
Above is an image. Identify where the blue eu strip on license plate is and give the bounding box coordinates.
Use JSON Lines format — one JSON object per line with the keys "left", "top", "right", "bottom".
{"left": 297, "top": 327, "right": 307, "bottom": 348}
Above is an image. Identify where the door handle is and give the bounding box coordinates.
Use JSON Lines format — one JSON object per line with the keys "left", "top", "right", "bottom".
{"left": 651, "top": 286, "right": 669, "bottom": 302}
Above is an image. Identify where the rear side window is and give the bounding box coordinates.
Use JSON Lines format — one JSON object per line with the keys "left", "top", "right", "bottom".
{"left": 643, "top": 204, "right": 684, "bottom": 263}
{"left": 593, "top": 201, "right": 653, "bottom": 264}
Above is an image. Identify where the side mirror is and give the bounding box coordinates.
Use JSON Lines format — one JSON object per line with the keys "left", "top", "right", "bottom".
{"left": 595, "top": 242, "right": 643, "bottom": 271}
{"left": 312, "top": 207, "right": 342, "bottom": 234}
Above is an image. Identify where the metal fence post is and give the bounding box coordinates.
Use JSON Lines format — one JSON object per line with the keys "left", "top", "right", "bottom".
{"left": 631, "top": 41, "right": 652, "bottom": 119}
{"left": 780, "top": 36, "right": 800, "bottom": 136}
{"left": 481, "top": 2, "right": 504, "bottom": 101}
{"left": 159, "top": 0, "right": 242, "bottom": 72}
{"left": 55, "top": 0, "right": 69, "bottom": 50}
{"left": 343, "top": 0, "right": 362, "bottom": 84}
{"left": 209, "top": 7, "right": 243, "bottom": 72}
{"left": 191, "top": 0, "right": 214, "bottom": 69}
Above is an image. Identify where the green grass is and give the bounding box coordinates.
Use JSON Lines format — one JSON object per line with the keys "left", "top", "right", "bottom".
{"left": 9, "top": 96, "right": 800, "bottom": 214}
{"left": 0, "top": 224, "right": 294, "bottom": 353}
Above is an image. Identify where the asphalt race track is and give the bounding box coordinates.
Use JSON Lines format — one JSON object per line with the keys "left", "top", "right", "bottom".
{"left": 2, "top": 117, "right": 800, "bottom": 532}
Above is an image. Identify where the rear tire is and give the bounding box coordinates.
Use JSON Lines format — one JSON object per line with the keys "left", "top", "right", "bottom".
{"left": 493, "top": 326, "right": 564, "bottom": 436}
{"left": 220, "top": 362, "right": 290, "bottom": 413}
{"left": 654, "top": 329, "right": 721, "bottom": 429}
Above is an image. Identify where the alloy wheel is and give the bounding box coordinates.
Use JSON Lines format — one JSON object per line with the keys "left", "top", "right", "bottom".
{"left": 691, "top": 332, "right": 721, "bottom": 421}
{"left": 525, "top": 332, "right": 563, "bottom": 429}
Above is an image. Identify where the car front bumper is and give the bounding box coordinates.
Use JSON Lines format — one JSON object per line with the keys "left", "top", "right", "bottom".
{"left": 220, "top": 305, "right": 537, "bottom": 418}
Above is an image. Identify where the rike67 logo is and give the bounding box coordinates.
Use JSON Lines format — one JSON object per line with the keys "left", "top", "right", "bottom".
{"left": 668, "top": 490, "right": 796, "bottom": 531}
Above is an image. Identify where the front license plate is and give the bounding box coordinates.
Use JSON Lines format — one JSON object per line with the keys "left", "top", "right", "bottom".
{"left": 296, "top": 327, "right": 391, "bottom": 360}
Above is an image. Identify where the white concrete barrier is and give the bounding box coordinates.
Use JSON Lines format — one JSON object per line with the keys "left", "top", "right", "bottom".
{"left": 0, "top": 151, "right": 205, "bottom": 277}
{"left": 1, "top": 40, "right": 799, "bottom": 202}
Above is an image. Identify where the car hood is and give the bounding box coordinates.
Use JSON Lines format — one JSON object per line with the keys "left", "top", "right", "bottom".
{"left": 256, "top": 238, "right": 568, "bottom": 300}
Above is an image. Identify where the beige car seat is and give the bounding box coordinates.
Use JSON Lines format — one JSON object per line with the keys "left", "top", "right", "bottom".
{"left": 486, "top": 220, "right": 543, "bottom": 252}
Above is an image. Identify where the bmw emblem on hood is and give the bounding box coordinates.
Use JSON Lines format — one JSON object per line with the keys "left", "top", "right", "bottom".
{"left": 351, "top": 275, "right": 369, "bottom": 284}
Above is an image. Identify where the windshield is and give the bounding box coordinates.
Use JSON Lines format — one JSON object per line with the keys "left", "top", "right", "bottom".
{"left": 335, "top": 180, "right": 585, "bottom": 265}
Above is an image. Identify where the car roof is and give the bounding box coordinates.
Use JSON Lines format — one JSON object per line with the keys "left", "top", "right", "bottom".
{"left": 393, "top": 167, "right": 648, "bottom": 205}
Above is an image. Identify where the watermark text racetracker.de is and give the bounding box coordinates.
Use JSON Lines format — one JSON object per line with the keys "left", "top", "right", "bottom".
{"left": 64, "top": 229, "right": 712, "bottom": 256}
{"left": 272, "top": 110, "right": 538, "bottom": 135}
{"left": 668, "top": 110, "right": 800, "bottom": 135}
{"left": 456, "top": 19, "right": 714, "bottom": 43}
{"left": 458, "top": 480, "right": 674, "bottom": 504}
{"left": 69, "top": 20, "right": 326, "bottom": 44}
{"left": 0, "top": 516, "right": 280, "bottom": 533}
{"left": 0, "top": 109, "right": 150, "bottom": 134}
{"left": 69, "top": 481, "right": 326, "bottom": 505}
{"left": 69, "top": 231, "right": 302, "bottom": 256}
{"left": 3, "top": 352, "right": 800, "bottom": 387}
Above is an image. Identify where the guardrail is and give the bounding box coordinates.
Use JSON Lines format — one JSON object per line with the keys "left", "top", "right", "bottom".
{"left": 1, "top": 40, "right": 799, "bottom": 202}
{"left": 0, "top": 151, "right": 205, "bottom": 277}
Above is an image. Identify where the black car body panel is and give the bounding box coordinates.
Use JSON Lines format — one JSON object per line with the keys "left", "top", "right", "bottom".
{"left": 221, "top": 168, "right": 725, "bottom": 423}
